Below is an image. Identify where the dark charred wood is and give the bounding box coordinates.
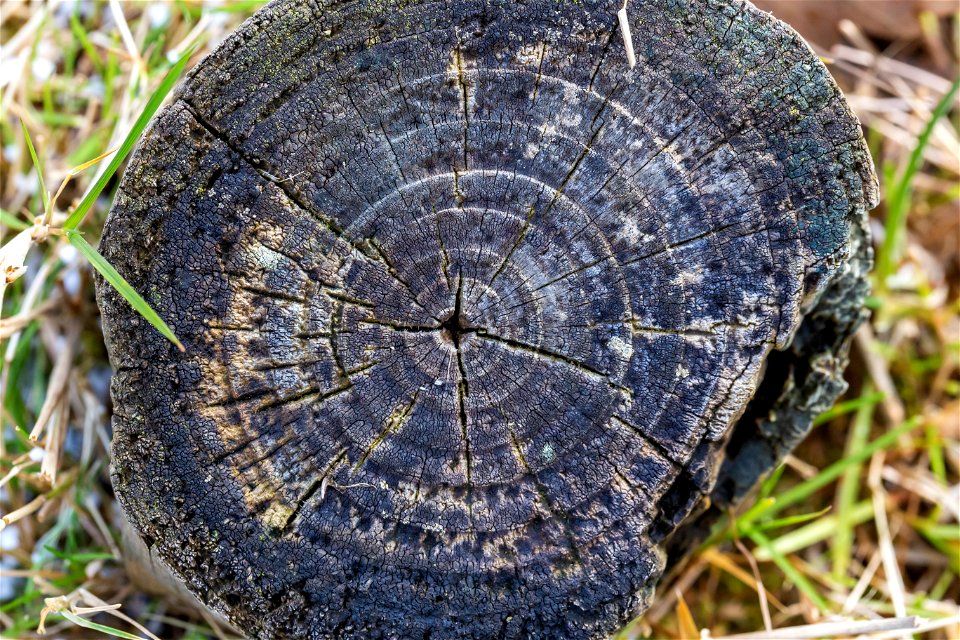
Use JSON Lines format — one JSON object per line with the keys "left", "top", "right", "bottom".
{"left": 95, "top": 1, "right": 877, "bottom": 638}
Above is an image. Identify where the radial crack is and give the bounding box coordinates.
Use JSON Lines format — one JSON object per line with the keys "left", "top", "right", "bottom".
{"left": 236, "top": 429, "right": 300, "bottom": 474}
{"left": 181, "top": 100, "right": 430, "bottom": 313}
{"left": 328, "top": 301, "right": 348, "bottom": 380}
{"left": 256, "top": 382, "right": 353, "bottom": 413}
{"left": 621, "top": 221, "right": 741, "bottom": 266}
{"left": 629, "top": 323, "right": 721, "bottom": 338}
{"left": 454, "top": 45, "right": 471, "bottom": 171}
{"left": 359, "top": 317, "right": 440, "bottom": 332}
{"left": 239, "top": 284, "right": 306, "bottom": 304}
{"left": 326, "top": 291, "right": 376, "bottom": 309}
{"left": 486, "top": 109, "right": 609, "bottom": 288}
{"left": 435, "top": 210, "right": 453, "bottom": 291}
{"left": 352, "top": 392, "right": 419, "bottom": 475}
{"left": 529, "top": 42, "right": 548, "bottom": 107}
{"left": 475, "top": 329, "right": 602, "bottom": 379}
{"left": 449, "top": 273, "right": 475, "bottom": 522}
{"left": 278, "top": 447, "right": 350, "bottom": 533}
{"left": 365, "top": 236, "right": 435, "bottom": 315}
{"left": 208, "top": 387, "right": 273, "bottom": 409}
{"left": 253, "top": 356, "right": 331, "bottom": 372}
{"left": 211, "top": 428, "right": 276, "bottom": 465}
{"left": 610, "top": 415, "right": 684, "bottom": 467}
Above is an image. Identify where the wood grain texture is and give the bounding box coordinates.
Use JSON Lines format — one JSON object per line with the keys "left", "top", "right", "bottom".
{"left": 95, "top": 1, "right": 877, "bottom": 638}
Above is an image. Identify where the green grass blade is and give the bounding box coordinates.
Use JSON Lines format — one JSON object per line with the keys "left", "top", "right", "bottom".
{"left": 3, "top": 322, "right": 39, "bottom": 430}
{"left": 1, "top": 616, "right": 43, "bottom": 637}
{"left": 0, "top": 588, "right": 44, "bottom": 614}
{"left": 720, "top": 507, "right": 832, "bottom": 546}
{"left": 913, "top": 522, "right": 960, "bottom": 542}
{"left": 912, "top": 518, "right": 960, "bottom": 573}
{"left": 925, "top": 423, "right": 948, "bottom": 486}
{"left": 43, "top": 545, "right": 115, "bottom": 562}
{"left": 66, "top": 231, "right": 184, "bottom": 351}
{"left": 212, "top": 0, "right": 267, "bottom": 13}
{"left": 60, "top": 610, "right": 146, "bottom": 640}
{"left": 739, "top": 418, "right": 923, "bottom": 530}
{"left": 928, "top": 570, "right": 957, "bottom": 601}
{"left": 63, "top": 46, "right": 195, "bottom": 230}
{"left": 754, "top": 501, "right": 873, "bottom": 561}
{"left": 758, "top": 463, "right": 787, "bottom": 500}
{"left": 833, "top": 384, "right": 875, "bottom": 580}
{"left": 812, "top": 391, "right": 884, "bottom": 426}
{"left": 734, "top": 497, "right": 776, "bottom": 531}
{"left": 877, "top": 75, "right": 960, "bottom": 282}
{"left": 756, "top": 506, "right": 832, "bottom": 533}
{"left": 20, "top": 120, "right": 49, "bottom": 214}
{"left": 1, "top": 207, "right": 31, "bottom": 231}
{"left": 69, "top": 12, "right": 103, "bottom": 72}
{"left": 748, "top": 528, "right": 831, "bottom": 613}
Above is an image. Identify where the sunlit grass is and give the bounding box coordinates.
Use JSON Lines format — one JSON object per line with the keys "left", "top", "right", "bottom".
{"left": 1, "top": 2, "right": 958, "bottom": 639}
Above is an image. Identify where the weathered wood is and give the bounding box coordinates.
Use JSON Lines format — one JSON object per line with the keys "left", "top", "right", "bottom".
{"left": 96, "top": 1, "right": 877, "bottom": 638}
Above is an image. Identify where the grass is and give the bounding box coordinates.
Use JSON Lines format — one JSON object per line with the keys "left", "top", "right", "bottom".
{"left": 877, "top": 76, "right": 960, "bottom": 288}
{"left": 1, "top": 2, "right": 958, "bottom": 639}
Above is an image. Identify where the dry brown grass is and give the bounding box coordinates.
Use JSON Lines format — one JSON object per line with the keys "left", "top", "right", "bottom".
{"left": 1, "top": 2, "right": 957, "bottom": 639}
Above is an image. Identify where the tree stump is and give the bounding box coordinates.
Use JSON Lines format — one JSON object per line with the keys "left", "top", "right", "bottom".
{"left": 96, "top": 0, "right": 877, "bottom": 638}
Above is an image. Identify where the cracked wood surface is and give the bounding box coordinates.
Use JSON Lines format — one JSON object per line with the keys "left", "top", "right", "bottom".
{"left": 95, "top": 1, "right": 877, "bottom": 638}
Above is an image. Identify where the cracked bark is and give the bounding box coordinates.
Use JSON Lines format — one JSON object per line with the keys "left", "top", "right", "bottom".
{"left": 96, "top": 1, "right": 877, "bottom": 639}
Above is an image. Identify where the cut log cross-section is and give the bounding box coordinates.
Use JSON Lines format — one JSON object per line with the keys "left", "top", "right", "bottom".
{"left": 96, "top": 1, "right": 877, "bottom": 638}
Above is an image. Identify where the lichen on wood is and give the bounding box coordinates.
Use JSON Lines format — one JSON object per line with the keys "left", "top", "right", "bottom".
{"left": 96, "top": 1, "right": 877, "bottom": 638}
